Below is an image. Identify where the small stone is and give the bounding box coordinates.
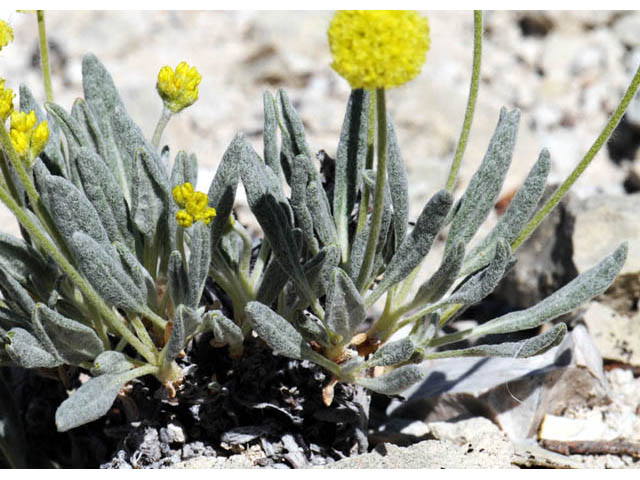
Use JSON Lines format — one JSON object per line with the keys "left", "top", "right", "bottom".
{"left": 538, "top": 414, "right": 619, "bottom": 442}
{"left": 614, "top": 13, "right": 640, "bottom": 47}
{"left": 159, "top": 423, "right": 186, "bottom": 445}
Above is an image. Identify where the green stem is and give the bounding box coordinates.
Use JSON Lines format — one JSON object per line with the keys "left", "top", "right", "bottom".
{"left": 446, "top": 10, "right": 482, "bottom": 192}
{"left": 152, "top": 107, "right": 172, "bottom": 149}
{"left": 37, "top": 11, "right": 54, "bottom": 103}
{"left": 0, "top": 184, "right": 157, "bottom": 364}
{"left": 355, "top": 91, "right": 377, "bottom": 235}
{"left": 356, "top": 88, "right": 387, "bottom": 292}
{"left": 511, "top": 61, "right": 640, "bottom": 251}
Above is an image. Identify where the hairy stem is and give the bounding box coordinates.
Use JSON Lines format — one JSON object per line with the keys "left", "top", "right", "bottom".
{"left": 446, "top": 10, "right": 482, "bottom": 193}
{"left": 512, "top": 61, "right": 640, "bottom": 251}
{"left": 151, "top": 107, "right": 172, "bottom": 149}
{"left": 37, "top": 11, "right": 54, "bottom": 103}
{"left": 356, "top": 88, "right": 387, "bottom": 292}
{"left": 355, "top": 91, "right": 377, "bottom": 235}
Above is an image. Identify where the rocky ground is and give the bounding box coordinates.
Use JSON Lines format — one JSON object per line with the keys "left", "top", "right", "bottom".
{"left": 1, "top": 10, "right": 640, "bottom": 468}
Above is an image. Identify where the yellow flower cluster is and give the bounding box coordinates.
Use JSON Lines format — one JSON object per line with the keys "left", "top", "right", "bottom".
{"left": 0, "top": 20, "right": 13, "bottom": 51}
{"left": 156, "top": 62, "right": 202, "bottom": 114}
{"left": 172, "top": 182, "right": 216, "bottom": 228}
{"left": 327, "top": 10, "right": 430, "bottom": 90}
{"left": 9, "top": 110, "right": 50, "bottom": 162}
{"left": 0, "top": 79, "right": 14, "bottom": 121}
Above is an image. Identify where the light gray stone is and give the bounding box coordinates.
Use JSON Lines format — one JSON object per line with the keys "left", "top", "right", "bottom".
{"left": 386, "top": 325, "right": 609, "bottom": 441}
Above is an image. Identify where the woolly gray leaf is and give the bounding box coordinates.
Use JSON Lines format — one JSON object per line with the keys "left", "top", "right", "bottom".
{"left": 165, "top": 306, "right": 187, "bottom": 363}
{"left": 411, "top": 241, "right": 465, "bottom": 307}
{"left": 114, "top": 242, "right": 153, "bottom": 304}
{"left": 442, "top": 239, "right": 512, "bottom": 307}
{"left": 276, "top": 89, "right": 312, "bottom": 159}
{"left": 0, "top": 267, "right": 35, "bottom": 318}
{"left": 386, "top": 117, "right": 409, "bottom": 247}
{"left": 0, "top": 232, "right": 51, "bottom": 287}
{"left": 32, "top": 304, "right": 104, "bottom": 365}
{"left": 356, "top": 364, "right": 425, "bottom": 395}
{"left": 205, "top": 310, "right": 244, "bottom": 357}
{"left": 240, "top": 145, "right": 314, "bottom": 305}
{"left": 325, "top": 268, "right": 366, "bottom": 343}
{"left": 71, "top": 98, "right": 108, "bottom": 159}
{"left": 91, "top": 351, "right": 134, "bottom": 376}
{"left": 130, "top": 150, "right": 168, "bottom": 239}
{"left": 245, "top": 302, "right": 306, "bottom": 360}
{"left": 256, "top": 230, "right": 303, "bottom": 306}
{"left": 0, "top": 307, "right": 30, "bottom": 332}
{"left": 306, "top": 176, "right": 338, "bottom": 247}
{"left": 427, "top": 323, "right": 567, "bottom": 360}
{"left": 70, "top": 232, "right": 145, "bottom": 312}
{"left": 291, "top": 155, "right": 318, "bottom": 254}
{"left": 55, "top": 369, "right": 141, "bottom": 432}
{"left": 75, "top": 147, "right": 134, "bottom": 249}
{"left": 187, "top": 222, "right": 211, "bottom": 309}
{"left": 446, "top": 108, "right": 520, "bottom": 254}
{"left": 208, "top": 134, "right": 242, "bottom": 248}
{"left": 4, "top": 328, "right": 62, "bottom": 369}
{"left": 368, "top": 337, "right": 417, "bottom": 368}
{"left": 263, "top": 91, "right": 281, "bottom": 177}
{"left": 41, "top": 174, "right": 113, "bottom": 252}
{"left": 472, "top": 243, "right": 628, "bottom": 337}
{"left": 168, "top": 250, "right": 188, "bottom": 308}
{"left": 334, "top": 89, "right": 369, "bottom": 256}
{"left": 19, "top": 85, "right": 67, "bottom": 177}
{"left": 369, "top": 190, "right": 452, "bottom": 304}
{"left": 461, "top": 149, "right": 551, "bottom": 276}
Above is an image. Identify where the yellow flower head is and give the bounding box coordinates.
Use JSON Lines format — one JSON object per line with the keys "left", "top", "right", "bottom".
{"left": 156, "top": 61, "right": 201, "bottom": 114}
{"left": 0, "top": 79, "right": 14, "bottom": 121}
{"left": 328, "top": 10, "right": 430, "bottom": 90}
{"left": 172, "top": 182, "right": 216, "bottom": 228}
{"left": 0, "top": 20, "right": 14, "bottom": 51}
{"left": 9, "top": 110, "right": 49, "bottom": 163}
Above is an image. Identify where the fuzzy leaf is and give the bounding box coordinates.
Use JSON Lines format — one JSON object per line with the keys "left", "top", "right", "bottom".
{"left": 41, "top": 174, "right": 113, "bottom": 252}
{"left": 306, "top": 176, "right": 338, "bottom": 247}
{"left": 325, "top": 268, "right": 366, "bottom": 343}
{"left": 291, "top": 155, "right": 318, "bottom": 253}
{"left": 472, "top": 243, "right": 628, "bottom": 337}
{"left": 70, "top": 232, "right": 146, "bottom": 312}
{"left": 446, "top": 108, "right": 520, "bottom": 254}
{"left": 187, "top": 222, "right": 211, "bottom": 309}
{"left": 263, "top": 91, "right": 280, "bottom": 177}
{"left": 412, "top": 241, "right": 465, "bottom": 307}
{"left": 209, "top": 135, "right": 242, "bottom": 248}
{"left": 256, "top": 230, "right": 303, "bottom": 306}
{"left": 369, "top": 190, "right": 452, "bottom": 304}
{"left": 0, "top": 267, "right": 35, "bottom": 318}
{"left": 0, "top": 307, "right": 29, "bottom": 332}
{"left": 19, "top": 85, "right": 67, "bottom": 177}
{"left": 205, "top": 310, "right": 244, "bottom": 357}
{"left": 130, "top": 150, "right": 168, "bottom": 239}
{"left": 168, "top": 251, "right": 188, "bottom": 308}
{"left": 75, "top": 147, "right": 134, "bottom": 249}
{"left": 427, "top": 323, "right": 567, "bottom": 360}
{"left": 0, "top": 232, "right": 51, "bottom": 287}
{"left": 356, "top": 365, "right": 425, "bottom": 395}
{"left": 114, "top": 242, "right": 154, "bottom": 305}
{"left": 55, "top": 369, "right": 141, "bottom": 432}
{"left": 91, "top": 351, "right": 134, "bottom": 376}
{"left": 165, "top": 306, "right": 188, "bottom": 363}
{"left": 71, "top": 98, "right": 108, "bottom": 159}
{"left": 334, "top": 89, "right": 369, "bottom": 256}
{"left": 276, "top": 89, "right": 312, "bottom": 159}
{"left": 386, "top": 117, "right": 409, "bottom": 247}
{"left": 442, "top": 239, "right": 512, "bottom": 308}
{"left": 461, "top": 149, "right": 551, "bottom": 276}
{"left": 245, "top": 302, "right": 306, "bottom": 360}
{"left": 4, "top": 328, "right": 61, "bottom": 368}
{"left": 368, "top": 337, "right": 417, "bottom": 368}
{"left": 32, "top": 304, "right": 104, "bottom": 365}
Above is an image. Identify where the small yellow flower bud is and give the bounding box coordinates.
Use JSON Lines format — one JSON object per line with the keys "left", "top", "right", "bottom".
{"left": 172, "top": 182, "right": 195, "bottom": 208}
{"left": 176, "top": 209, "right": 194, "bottom": 228}
{"left": 0, "top": 20, "right": 14, "bottom": 51}
{"left": 156, "top": 61, "right": 201, "bottom": 114}
{"left": 172, "top": 182, "right": 217, "bottom": 228}
{"left": 9, "top": 110, "right": 49, "bottom": 163}
{"left": 0, "top": 79, "right": 14, "bottom": 121}
{"left": 328, "top": 11, "right": 430, "bottom": 90}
